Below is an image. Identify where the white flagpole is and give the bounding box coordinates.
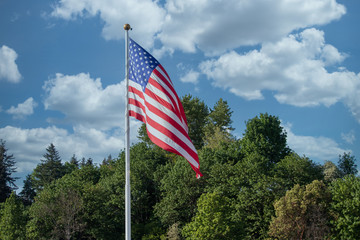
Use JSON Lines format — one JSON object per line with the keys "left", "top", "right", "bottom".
{"left": 124, "top": 23, "right": 131, "bottom": 240}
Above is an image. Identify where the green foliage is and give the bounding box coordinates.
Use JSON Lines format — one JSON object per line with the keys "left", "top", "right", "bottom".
{"left": 181, "top": 94, "right": 209, "bottom": 149}
{"left": 19, "top": 174, "right": 36, "bottom": 206}
{"left": 330, "top": 175, "right": 360, "bottom": 239}
{"left": 241, "top": 113, "right": 290, "bottom": 166}
{"left": 154, "top": 157, "right": 206, "bottom": 227}
{"left": 269, "top": 180, "right": 331, "bottom": 240}
{"left": 0, "top": 139, "right": 17, "bottom": 202}
{"left": 234, "top": 176, "right": 277, "bottom": 239}
{"left": 182, "top": 192, "right": 243, "bottom": 239}
{"left": 207, "top": 98, "right": 234, "bottom": 132}
{"left": 0, "top": 192, "right": 27, "bottom": 240}
{"left": 338, "top": 152, "right": 358, "bottom": 176}
{"left": 1, "top": 96, "right": 358, "bottom": 239}
{"left": 31, "top": 143, "right": 66, "bottom": 192}
{"left": 274, "top": 153, "right": 324, "bottom": 192}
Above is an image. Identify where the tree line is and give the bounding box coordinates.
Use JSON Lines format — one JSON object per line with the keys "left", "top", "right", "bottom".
{"left": 0, "top": 95, "right": 359, "bottom": 239}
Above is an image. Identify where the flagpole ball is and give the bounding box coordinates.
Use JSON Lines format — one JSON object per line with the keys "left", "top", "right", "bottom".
{"left": 124, "top": 24, "right": 131, "bottom": 30}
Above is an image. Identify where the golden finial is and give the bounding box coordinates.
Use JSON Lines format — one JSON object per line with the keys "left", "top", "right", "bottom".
{"left": 124, "top": 24, "right": 131, "bottom": 30}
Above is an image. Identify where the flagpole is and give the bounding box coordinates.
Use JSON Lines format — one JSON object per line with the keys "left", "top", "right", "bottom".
{"left": 124, "top": 23, "right": 131, "bottom": 240}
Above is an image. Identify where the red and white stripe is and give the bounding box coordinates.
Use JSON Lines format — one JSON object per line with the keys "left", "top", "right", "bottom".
{"left": 128, "top": 64, "right": 202, "bottom": 178}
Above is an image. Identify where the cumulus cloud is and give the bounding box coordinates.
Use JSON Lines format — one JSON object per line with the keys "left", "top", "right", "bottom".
{"left": 0, "top": 125, "right": 126, "bottom": 172}
{"left": 200, "top": 28, "right": 360, "bottom": 122}
{"left": 50, "top": 0, "right": 345, "bottom": 55}
{"left": 50, "top": 0, "right": 165, "bottom": 49}
{"left": 180, "top": 70, "right": 199, "bottom": 84}
{"left": 0, "top": 123, "right": 141, "bottom": 173}
{"left": 283, "top": 123, "right": 350, "bottom": 162}
{"left": 6, "top": 97, "right": 38, "bottom": 119}
{"left": 159, "top": 0, "right": 345, "bottom": 55}
{"left": 0, "top": 45, "right": 22, "bottom": 83}
{"left": 43, "top": 73, "right": 126, "bottom": 130}
{"left": 1, "top": 72, "right": 142, "bottom": 173}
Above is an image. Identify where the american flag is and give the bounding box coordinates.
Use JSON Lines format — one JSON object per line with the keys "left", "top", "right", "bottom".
{"left": 128, "top": 38, "right": 202, "bottom": 178}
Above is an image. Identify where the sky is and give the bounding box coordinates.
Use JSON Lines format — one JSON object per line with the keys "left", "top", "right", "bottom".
{"left": 1, "top": 0, "right": 359, "bottom": 190}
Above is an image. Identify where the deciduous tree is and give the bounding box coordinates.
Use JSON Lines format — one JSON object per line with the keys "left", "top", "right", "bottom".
{"left": 269, "top": 180, "right": 331, "bottom": 240}
{"left": 241, "top": 113, "right": 290, "bottom": 166}
{"left": 0, "top": 192, "right": 27, "bottom": 240}
{"left": 330, "top": 175, "right": 360, "bottom": 239}
{"left": 337, "top": 152, "right": 357, "bottom": 176}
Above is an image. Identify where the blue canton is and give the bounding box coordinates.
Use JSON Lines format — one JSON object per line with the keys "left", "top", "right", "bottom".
{"left": 129, "top": 38, "right": 159, "bottom": 92}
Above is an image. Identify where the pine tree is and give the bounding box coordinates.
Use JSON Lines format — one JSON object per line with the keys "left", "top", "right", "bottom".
{"left": 0, "top": 139, "right": 17, "bottom": 202}
{"left": 31, "top": 143, "right": 65, "bottom": 192}
{"left": 19, "top": 174, "right": 36, "bottom": 205}
{"left": 208, "top": 98, "right": 234, "bottom": 131}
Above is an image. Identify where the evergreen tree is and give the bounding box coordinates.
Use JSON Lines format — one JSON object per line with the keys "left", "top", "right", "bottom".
{"left": 64, "top": 154, "right": 80, "bottom": 174}
{"left": 208, "top": 98, "right": 234, "bottom": 132}
{"left": 31, "top": 143, "right": 65, "bottom": 192}
{"left": 204, "top": 98, "right": 235, "bottom": 148}
{"left": 0, "top": 139, "right": 17, "bottom": 202}
{"left": 19, "top": 174, "right": 36, "bottom": 206}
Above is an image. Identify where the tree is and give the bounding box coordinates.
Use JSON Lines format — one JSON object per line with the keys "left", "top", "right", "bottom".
{"left": 181, "top": 94, "right": 209, "bottom": 149}
{"left": 64, "top": 154, "right": 79, "bottom": 174}
{"left": 0, "top": 139, "right": 17, "bottom": 202}
{"left": 31, "top": 143, "right": 66, "bottom": 192}
{"left": 19, "top": 174, "right": 36, "bottom": 206}
{"left": 323, "top": 161, "right": 342, "bottom": 183}
{"left": 337, "top": 152, "right": 357, "bottom": 176}
{"left": 274, "top": 153, "right": 323, "bottom": 192}
{"left": 269, "top": 180, "right": 331, "bottom": 240}
{"left": 182, "top": 191, "right": 243, "bottom": 239}
{"left": 204, "top": 98, "right": 235, "bottom": 149}
{"left": 27, "top": 165, "right": 106, "bottom": 239}
{"left": 241, "top": 113, "right": 290, "bottom": 166}
{"left": 154, "top": 157, "right": 206, "bottom": 227}
{"left": 0, "top": 192, "right": 27, "bottom": 240}
{"left": 330, "top": 175, "right": 360, "bottom": 239}
{"left": 207, "top": 98, "right": 234, "bottom": 132}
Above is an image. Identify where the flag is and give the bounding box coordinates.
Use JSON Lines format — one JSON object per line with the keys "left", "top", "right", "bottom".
{"left": 127, "top": 38, "right": 202, "bottom": 178}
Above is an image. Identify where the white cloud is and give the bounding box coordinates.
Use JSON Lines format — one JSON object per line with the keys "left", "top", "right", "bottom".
{"left": 50, "top": 0, "right": 345, "bottom": 55}
{"left": 50, "top": 0, "right": 165, "bottom": 49}
{"left": 0, "top": 72, "right": 144, "bottom": 174}
{"left": 159, "top": 0, "right": 345, "bottom": 55}
{"left": 43, "top": 73, "right": 126, "bottom": 130}
{"left": 0, "top": 45, "right": 22, "bottom": 83}
{"left": 283, "top": 123, "right": 350, "bottom": 162}
{"left": 200, "top": 28, "right": 360, "bottom": 122}
{"left": 341, "top": 130, "right": 356, "bottom": 144}
{"left": 180, "top": 69, "right": 200, "bottom": 84}
{"left": 6, "top": 97, "right": 38, "bottom": 119}
{"left": 0, "top": 121, "right": 141, "bottom": 173}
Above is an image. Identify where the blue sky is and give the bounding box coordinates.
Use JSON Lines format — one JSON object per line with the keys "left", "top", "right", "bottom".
{"left": 1, "top": 0, "right": 359, "bottom": 189}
